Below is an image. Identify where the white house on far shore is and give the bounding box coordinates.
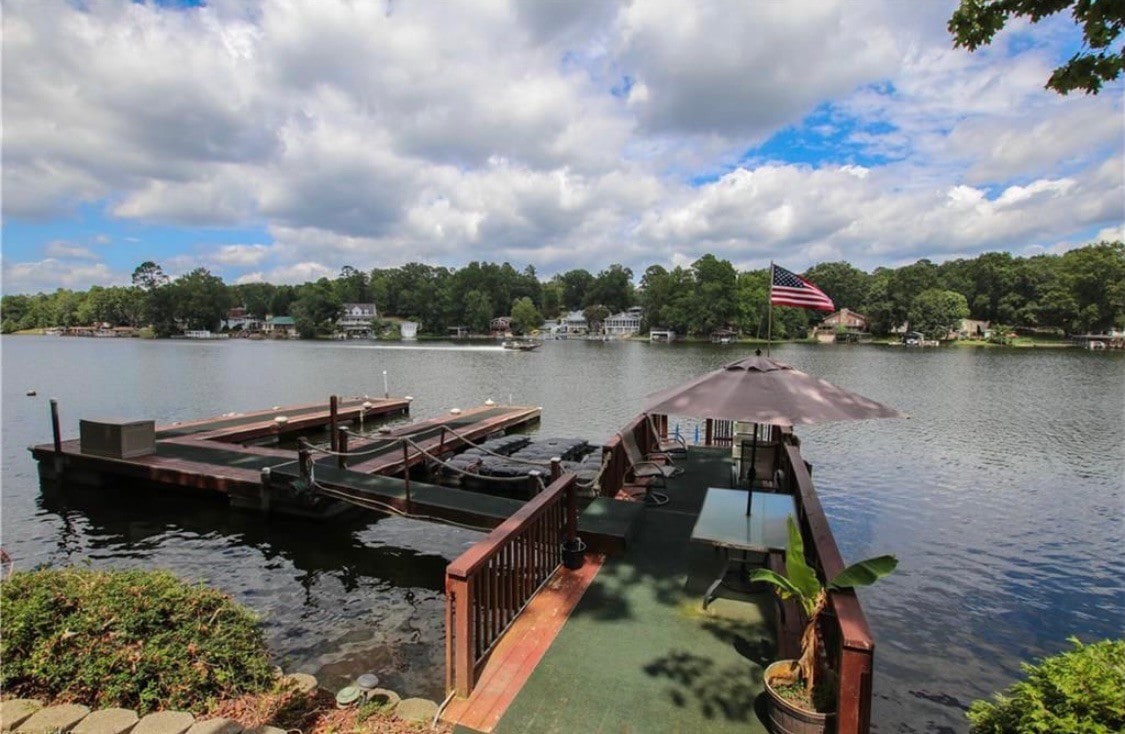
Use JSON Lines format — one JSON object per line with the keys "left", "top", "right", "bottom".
{"left": 603, "top": 306, "right": 644, "bottom": 336}
{"left": 337, "top": 303, "right": 379, "bottom": 338}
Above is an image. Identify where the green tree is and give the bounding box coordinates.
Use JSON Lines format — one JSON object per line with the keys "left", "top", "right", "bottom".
{"left": 510, "top": 297, "right": 542, "bottom": 335}
{"left": 464, "top": 290, "right": 493, "bottom": 334}
{"left": 333, "top": 265, "right": 369, "bottom": 304}
{"left": 585, "top": 264, "right": 634, "bottom": 313}
{"left": 558, "top": 269, "right": 594, "bottom": 311}
{"left": 803, "top": 261, "right": 871, "bottom": 312}
{"left": 909, "top": 289, "right": 970, "bottom": 339}
{"left": 172, "top": 268, "right": 232, "bottom": 331}
{"left": 290, "top": 279, "right": 341, "bottom": 338}
{"left": 583, "top": 304, "right": 610, "bottom": 334}
{"left": 690, "top": 254, "right": 738, "bottom": 335}
{"left": 949, "top": 0, "right": 1124, "bottom": 95}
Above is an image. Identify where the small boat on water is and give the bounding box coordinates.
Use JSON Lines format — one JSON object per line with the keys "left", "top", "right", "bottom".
{"left": 502, "top": 340, "right": 541, "bottom": 351}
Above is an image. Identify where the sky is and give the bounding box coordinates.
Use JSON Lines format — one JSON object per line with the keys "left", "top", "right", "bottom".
{"left": 2, "top": 0, "right": 1123, "bottom": 294}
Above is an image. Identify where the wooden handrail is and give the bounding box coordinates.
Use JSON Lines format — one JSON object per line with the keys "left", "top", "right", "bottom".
{"left": 446, "top": 472, "right": 578, "bottom": 697}
{"left": 782, "top": 441, "right": 875, "bottom": 733}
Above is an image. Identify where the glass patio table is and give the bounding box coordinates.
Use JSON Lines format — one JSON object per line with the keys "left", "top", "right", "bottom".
{"left": 690, "top": 487, "right": 797, "bottom": 609}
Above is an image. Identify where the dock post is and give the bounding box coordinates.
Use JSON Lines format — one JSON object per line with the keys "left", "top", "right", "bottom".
{"left": 298, "top": 440, "right": 311, "bottom": 486}
{"left": 329, "top": 395, "right": 339, "bottom": 452}
{"left": 49, "top": 399, "right": 64, "bottom": 476}
{"left": 402, "top": 441, "right": 411, "bottom": 509}
{"left": 705, "top": 418, "right": 713, "bottom": 446}
{"left": 259, "top": 467, "right": 272, "bottom": 512}
{"left": 439, "top": 427, "right": 446, "bottom": 454}
{"left": 337, "top": 427, "right": 348, "bottom": 469}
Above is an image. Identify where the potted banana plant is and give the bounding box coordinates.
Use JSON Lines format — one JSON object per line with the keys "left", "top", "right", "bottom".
{"left": 749, "top": 517, "right": 897, "bottom": 734}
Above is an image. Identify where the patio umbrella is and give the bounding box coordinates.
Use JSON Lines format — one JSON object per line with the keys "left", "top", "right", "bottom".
{"left": 643, "top": 354, "right": 906, "bottom": 426}
{"left": 643, "top": 354, "right": 906, "bottom": 513}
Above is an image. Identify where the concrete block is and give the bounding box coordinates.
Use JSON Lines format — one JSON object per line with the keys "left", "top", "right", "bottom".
{"left": 1, "top": 700, "right": 43, "bottom": 732}
{"left": 185, "top": 720, "right": 242, "bottom": 734}
{"left": 394, "top": 698, "right": 437, "bottom": 723}
{"left": 16, "top": 704, "right": 90, "bottom": 733}
{"left": 131, "top": 712, "right": 194, "bottom": 734}
{"left": 73, "top": 708, "right": 138, "bottom": 734}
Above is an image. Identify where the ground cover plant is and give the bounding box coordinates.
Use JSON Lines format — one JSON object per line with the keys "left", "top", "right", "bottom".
{"left": 967, "top": 638, "right": 1125, "bottom": 733}
{"left": 1, "top": 568, "right": 274, "bottom": 714}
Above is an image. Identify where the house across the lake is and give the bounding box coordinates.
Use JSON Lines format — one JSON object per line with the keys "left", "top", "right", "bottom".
{"left": 264, "top": 316, "right": 296, "bottom": 338}
{"left": 817, "top": 308, "right": 870, "bottom": 343}
{"left": 603, "top": 306, "right": 643, "bottom": 337}
{"left": 337, "top": 303, "right": 379, "bottom": 339}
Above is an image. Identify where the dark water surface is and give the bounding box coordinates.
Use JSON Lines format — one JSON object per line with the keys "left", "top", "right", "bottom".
{"left": 2, "top": 337, "right": 1123, "bottom": 731}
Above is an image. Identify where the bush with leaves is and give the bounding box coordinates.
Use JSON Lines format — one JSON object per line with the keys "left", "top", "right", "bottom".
{"left": 1, "top": 568, "right": 274, "bottom": 714}
{"left": 967, "top": 638, "right": 1124, "bottom": 733}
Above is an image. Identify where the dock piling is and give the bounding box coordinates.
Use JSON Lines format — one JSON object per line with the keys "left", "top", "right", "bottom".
{"left": 329, "top": 395, "right": 339, "bottom": 452}
{"left": 402, "top": 441, "right": 411, "bottom": 508}
{"left": 337, "top": 427, "right": 349, "bottom": 469}
{"left": 49, "top": 399, "right": 63, "bottom": 475}
{"left": 298, "top": 440, "right": 311, "bottom": 486}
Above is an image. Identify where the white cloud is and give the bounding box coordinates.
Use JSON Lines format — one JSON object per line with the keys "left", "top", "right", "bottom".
{"left": 211, "top": 244, "right": 272, "bottom": 267}
{"left": 0, "top": 0, "right": 1121, "bottom": 291}
{"left": 43, "top": 241, "right": 99, "bottom": 260}
{"left": 1, "top": 259, "right": 124, "bottom": 295}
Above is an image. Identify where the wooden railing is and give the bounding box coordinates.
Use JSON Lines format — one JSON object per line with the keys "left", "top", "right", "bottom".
{"left": 445, "top": 470, "right": 579, "bottom": 697}
{"left": 596, "top": 413, "right": 653, "bottom": 498}
{"left": 780, "top": 441, "right": 875, "bottom": 734}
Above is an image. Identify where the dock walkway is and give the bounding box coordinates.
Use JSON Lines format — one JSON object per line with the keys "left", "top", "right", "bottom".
{"left": 445, "top": 448, "right": 775, "bottom": 733}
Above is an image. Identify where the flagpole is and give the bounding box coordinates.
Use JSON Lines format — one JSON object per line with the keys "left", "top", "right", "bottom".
{"left": 767, "top": 261, "right": 774, "bottom": 357}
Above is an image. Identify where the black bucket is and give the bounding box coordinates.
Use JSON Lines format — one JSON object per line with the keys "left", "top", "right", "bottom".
{"left": 561, "top": 538, "right": 587, "bottom": 570}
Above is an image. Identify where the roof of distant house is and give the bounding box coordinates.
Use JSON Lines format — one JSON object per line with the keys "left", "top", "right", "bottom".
{"left": 268, "top": 316, "right": 296, "bottom": 325}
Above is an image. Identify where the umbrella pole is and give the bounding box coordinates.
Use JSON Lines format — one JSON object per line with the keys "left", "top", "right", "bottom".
{"left": 745, "top": 423, "right": 758, "bottom": 515}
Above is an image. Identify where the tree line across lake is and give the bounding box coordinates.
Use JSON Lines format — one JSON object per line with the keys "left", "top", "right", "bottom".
{"left": 2, "top": 241, "right": 1122, "bottom": 341}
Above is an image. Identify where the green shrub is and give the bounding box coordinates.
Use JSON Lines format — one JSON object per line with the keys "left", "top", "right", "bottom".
{"left": 967, "top": 638, "right": 1125, "bottom": 733}
{"left": 1, "top": 568, "right": 274, "bottom": 714}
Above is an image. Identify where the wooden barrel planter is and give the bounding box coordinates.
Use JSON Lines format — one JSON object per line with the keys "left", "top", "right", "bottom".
{"left": 763, "top": 661, "right": 834, "bottom": 734}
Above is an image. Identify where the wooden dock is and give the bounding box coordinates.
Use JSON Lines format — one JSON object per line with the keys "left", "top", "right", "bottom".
{"left": 29, "top": 397, "right": 543, "bottom": 522}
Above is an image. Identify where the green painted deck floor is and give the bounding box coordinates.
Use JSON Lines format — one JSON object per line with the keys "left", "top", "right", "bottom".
{"left": 484, "top": 448, "right": 776, "bottom": 734}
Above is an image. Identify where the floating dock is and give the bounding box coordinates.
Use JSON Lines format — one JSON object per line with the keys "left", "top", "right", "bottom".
{"left": 30, "top": 397, "right": 542, "bottom": 522}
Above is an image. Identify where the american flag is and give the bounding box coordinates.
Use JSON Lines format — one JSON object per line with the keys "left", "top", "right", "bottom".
{"left": 771, "top": 264, "right": 835, "bottom": 311}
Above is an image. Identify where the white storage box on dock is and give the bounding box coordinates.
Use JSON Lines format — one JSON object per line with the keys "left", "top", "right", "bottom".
{"left": 79, "top": 419, "right": 156, "bottom": 458}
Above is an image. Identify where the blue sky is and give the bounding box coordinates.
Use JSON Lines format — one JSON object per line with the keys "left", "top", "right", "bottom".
{"left": 2, "top": 0, "right": 1121, "bottom": 293}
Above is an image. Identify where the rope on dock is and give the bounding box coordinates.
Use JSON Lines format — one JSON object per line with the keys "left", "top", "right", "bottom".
{"left": 400, "top": 436, "right": 551, "bottom": 488}
{"left": 435, "top": 424, "right": 555, "bottom": 468}
{"left": 309, "top": 476, "right": 496, "bottom": 533}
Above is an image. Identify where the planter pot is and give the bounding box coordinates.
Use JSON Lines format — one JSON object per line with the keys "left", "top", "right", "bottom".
{"left": 762, "top": 660, "right": 834, "bottom": 734}
{"left": 561, "top": 538, "right": 586, "bottom": 570}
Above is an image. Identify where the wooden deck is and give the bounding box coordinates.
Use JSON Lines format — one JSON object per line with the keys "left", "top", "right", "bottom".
{"left": 442, "top": 556, "right": 604, "bottom": 733}
{"left": 29, "top": 397, "right": 542, "bottom": 521}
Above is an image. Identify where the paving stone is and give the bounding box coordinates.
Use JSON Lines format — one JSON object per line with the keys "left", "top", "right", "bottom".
{"left": 131, "top": 712, "right": 194, "bottom": 734}
{"left": 393, "top": 698, "right": 437, "bottom": 723}
{"left": 72, "top": 709, "right": 138, "bottom": 734}
{"left": 280, "top": 672, "right": 318, "bottom": 696}
{"left": 16, "top": 704, "right": 90, "bottom": 733}
{"left": 1, "top": 700, "right": 43, "bottom": 732}
{"left": 363, "top": 689, "right": 401, "bottom": 709}
{"left": 185, "top": 719, "right": 241, "bottom": 734}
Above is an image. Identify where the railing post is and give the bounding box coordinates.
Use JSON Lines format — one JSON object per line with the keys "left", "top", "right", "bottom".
{"left": 337, "top": 427, "right": 348, "bottom": 469}
{"left": 453, "top": 574, "right": 475, "bottom": 697}
{"left": 836, "top": 642, "right": 873, "bottom": 734}
{"left": 329, "top": 395, "right": 339, "bottom": 452}
{"left": 439, "top": 427, "right": 446, "bottom": 454}
{"left": 705, "top": 418, "right": 713, "bottom": 446}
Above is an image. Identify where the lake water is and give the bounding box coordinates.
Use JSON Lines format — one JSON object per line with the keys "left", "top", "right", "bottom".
{"left": 2, "top": 336, "right": 1122, "bottom": 732}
